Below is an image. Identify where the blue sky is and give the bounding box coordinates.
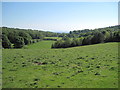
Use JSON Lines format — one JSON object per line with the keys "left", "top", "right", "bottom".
{"left": 2, "top": 2, "right": 118, "bottom": 32}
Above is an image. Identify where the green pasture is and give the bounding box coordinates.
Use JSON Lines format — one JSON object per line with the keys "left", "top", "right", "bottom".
{"left": 2, "top": 42, "right": 118, "bottom": 88}
{"left": 25, "top": 40, "right": 55, "bottom": 49}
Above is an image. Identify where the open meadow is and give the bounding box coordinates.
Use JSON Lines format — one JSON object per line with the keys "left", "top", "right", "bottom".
{"left": 2, "top": 41, "right": 118, "bottom": 88}
{"left": 25, "top": 40, "right": 55, "bottom": 49}
{"left": 2, "top": 2, "right": 120, "bottom": 89}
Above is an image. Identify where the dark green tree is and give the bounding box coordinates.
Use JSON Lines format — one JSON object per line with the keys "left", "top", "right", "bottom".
{"left": 91, "top": 32, "right": 104, "bottom": 44}
{"left": 2, "top": 35, "right": 11, "bottom": 48}
{"left": 82, "top": 36, "right": 93, "bottom": 45}
{"left": 14, "top": 36, "right": 25, "bottom": 48}
{"left": 18, "top": 31, "right": 32, "bottom": 45}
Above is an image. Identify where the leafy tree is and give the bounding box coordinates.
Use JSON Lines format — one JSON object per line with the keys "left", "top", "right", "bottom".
{"left": 113, "top": 31, "right": 120, "bottom": 42}
{"left": 2, "top": 35, "right": 11, "bottom": 48}
{"left": 62, "top": 38, "right": 71, "bottom": 48}
{"left": 52, "top": 40, "right": 64, "bottom": 48}
{"left": 14, "top": 36, "right": 25, "bottom": 48}
{"left": 71, "top": 39, "right": 77, "bottom": 47}
{"left": 71, "top": 38, "right": 82, "bottom": 47}
{"left": 91, "top": 32, "right": 104, "bottom": 44}
{"left": 7, "top": 30, "right": 18, "bottom": 43}
{"left": 102, "top": 31, "right": 110, "bottom": 42}
{"left": 82, "top": 36, "right": 93, "bottom": 45}
{"left": 18, "top": 31, "right": 32, "bottom": 45}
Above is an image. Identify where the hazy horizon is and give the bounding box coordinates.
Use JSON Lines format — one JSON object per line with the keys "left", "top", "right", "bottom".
{"left": 2, "top": 2, "right": 118, "bottom": 33}
{"left": 2, "top": 24, "right": 119, "bottom": 33}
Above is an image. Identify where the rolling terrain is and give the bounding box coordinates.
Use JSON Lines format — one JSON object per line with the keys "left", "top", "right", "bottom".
{"left": 2, "top": 41, "right": 118, "bottom": 88}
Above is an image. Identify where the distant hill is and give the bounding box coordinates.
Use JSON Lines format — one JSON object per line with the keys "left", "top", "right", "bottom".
{"left": 1, "top": 25, "right": 120, "bottom": 49}
{"left": 1, "top": 27, "right": 66, "bottom": 48}
{"left": 52, "top": 25, "right": 120, "bottom": 48}
{"left": 67, "top": 25, "right": 120, "bottom": 38}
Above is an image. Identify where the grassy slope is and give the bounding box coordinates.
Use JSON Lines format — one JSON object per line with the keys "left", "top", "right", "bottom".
{"left": 26, "top": 40, "right": 55, "bottom": 49}
{"left": 2, "top": 42, "right": 118, "bottom": 88}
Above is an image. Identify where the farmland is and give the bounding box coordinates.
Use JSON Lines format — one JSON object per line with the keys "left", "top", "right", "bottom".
{"left": 2, "top": 42, "right": 118, "bottom": 88}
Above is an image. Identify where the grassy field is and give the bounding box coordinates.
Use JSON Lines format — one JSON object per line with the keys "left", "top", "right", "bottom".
{"left": 25, "top": 40, "right": 55, "bottom": 49}
{"left": 2, "top": 41, "right": 118, "bottom": 88}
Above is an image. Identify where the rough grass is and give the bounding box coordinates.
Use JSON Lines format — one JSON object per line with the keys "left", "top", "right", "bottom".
{"left": 2, "top": 42, "right": 118, "bottom": 88}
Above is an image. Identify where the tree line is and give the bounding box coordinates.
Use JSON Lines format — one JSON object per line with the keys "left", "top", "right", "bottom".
{"left": 52, "top": 25, "right": 120, "bottom": 48}
{"left": 2, "top": 25, "right": 120, "bottom": 49}
{"left": 2, "top": 27, "right": 66, "bottom": 48}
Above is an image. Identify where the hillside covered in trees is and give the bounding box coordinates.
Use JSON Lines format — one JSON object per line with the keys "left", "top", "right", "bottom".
{"left": 1, "top": 25, "right": 120, "bottom": 49}
{"left": 2, "top": 27, "right": 66, "bottom": 48}
{"left": 52, "top": 25, "right": 120, "bottom": 48}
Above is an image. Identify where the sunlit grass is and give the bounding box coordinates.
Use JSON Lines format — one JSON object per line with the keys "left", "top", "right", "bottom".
{"left": 2, "top": 42, "right": 118, "bottom": 88}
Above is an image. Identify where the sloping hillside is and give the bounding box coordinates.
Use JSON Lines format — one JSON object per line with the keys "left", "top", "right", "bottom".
{"left": 2, "top": 42, "right": 118, "bottom": 88}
